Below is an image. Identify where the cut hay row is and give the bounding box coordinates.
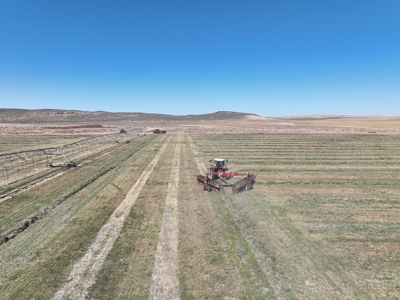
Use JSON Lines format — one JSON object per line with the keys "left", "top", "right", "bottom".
{"left": 53, "top": 137, "right": 170, "bottom": 299}
{"left": 0, "top": 136, "right": 156, "bottom": 239}
{"left": 150, "top": 135, "right": 181, "bottom": 299}
{"left": 0, "top": 135, "right": 164, "bottom": 298}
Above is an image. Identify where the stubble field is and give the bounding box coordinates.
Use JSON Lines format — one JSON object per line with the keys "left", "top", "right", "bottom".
{"left": 0, "top": 132, "right": 399, "bottom": 299}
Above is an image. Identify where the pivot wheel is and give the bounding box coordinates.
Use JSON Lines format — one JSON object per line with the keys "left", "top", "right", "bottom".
{"left": 208, "top": 185, "right": 212, "bottom": 192}
{"left": 202, "top": 185, "right": 207, "bottom": 191}
{"left": 246, "top": 184, "right": 253, "bottom": 190}
{"left": 67, "top": 162, "right": 76, "bottom": 169}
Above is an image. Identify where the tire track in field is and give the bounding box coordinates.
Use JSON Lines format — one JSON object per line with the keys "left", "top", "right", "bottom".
{"left": 187, "top": 136, "right": 207, "bottom": 174}
{"left": 150, "top": 135, "right": 181, "bottom": 300}
{"left": 53, "top": 137, "right": 170, "bottom": 300}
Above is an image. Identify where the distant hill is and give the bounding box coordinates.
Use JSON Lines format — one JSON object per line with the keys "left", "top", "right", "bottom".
{"left": 0, "top": 109, "right": 258, "bottom": 124}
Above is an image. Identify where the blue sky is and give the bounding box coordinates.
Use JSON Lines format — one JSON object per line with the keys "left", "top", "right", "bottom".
{"left": 0, "top": 1, "right": 399, "bottom": 116}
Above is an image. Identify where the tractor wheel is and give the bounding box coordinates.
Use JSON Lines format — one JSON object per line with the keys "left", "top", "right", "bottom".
{"left": 209, "top": 168, "right": 215, "bottom": 180}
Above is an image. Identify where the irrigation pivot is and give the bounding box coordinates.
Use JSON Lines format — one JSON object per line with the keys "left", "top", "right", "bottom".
{"left": 0, "top": 128, "right": 143, "bottom": 189}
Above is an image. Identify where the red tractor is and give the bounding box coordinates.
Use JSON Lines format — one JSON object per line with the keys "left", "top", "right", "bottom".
{"left": 209, "top": 158, "right": 231, "bottom": 180}
{"left": 153, "top": 128, "right": 167, "bottom": 134}
{"left": 196, "top": 158, "right": 256, "bottom": 193}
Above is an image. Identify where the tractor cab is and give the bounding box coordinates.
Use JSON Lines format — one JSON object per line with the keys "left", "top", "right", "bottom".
{"left": 209, "top": 158, "right": 230, "bottom": 179}
{"left": 210, "top": 158, "right": 228, "bottom": 170}
{"left": 215, "top": 160, "right": 225, "bottom": 167}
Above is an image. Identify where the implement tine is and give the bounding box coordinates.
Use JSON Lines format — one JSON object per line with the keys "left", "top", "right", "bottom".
{"left": 211, "top": 180, "right": 224, "bottom": 193}
{"left": 232, "top": 174, "right": 256, "bottom": 194}
{"left": 196, "top": 175, "right": 224, "bottom": 193}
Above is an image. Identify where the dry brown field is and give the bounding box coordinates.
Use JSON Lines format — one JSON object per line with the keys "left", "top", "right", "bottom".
{"left": 0, "top": 116, "right": 400, "bottom": 299}
{"left": 294, "top": 118, "right": 400, "bottom": 129}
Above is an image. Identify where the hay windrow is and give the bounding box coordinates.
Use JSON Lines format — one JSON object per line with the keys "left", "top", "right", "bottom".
{"left": 150, "top": 135, "right": 181, "bottom": 299}
{"left": 0, "top": 137, "right": 155, "bottom": 246}
{"left": 52, "top": 138, "right": 170, "bottom": 300}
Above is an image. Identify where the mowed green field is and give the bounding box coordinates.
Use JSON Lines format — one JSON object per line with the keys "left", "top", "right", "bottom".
{"left": 0, "top": 133, "right": 399, "bottom": 299}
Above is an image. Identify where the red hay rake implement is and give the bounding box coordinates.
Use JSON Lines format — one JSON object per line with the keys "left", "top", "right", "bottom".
{"left": 195, "top": 158, "right": 256, "bottom": 193}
